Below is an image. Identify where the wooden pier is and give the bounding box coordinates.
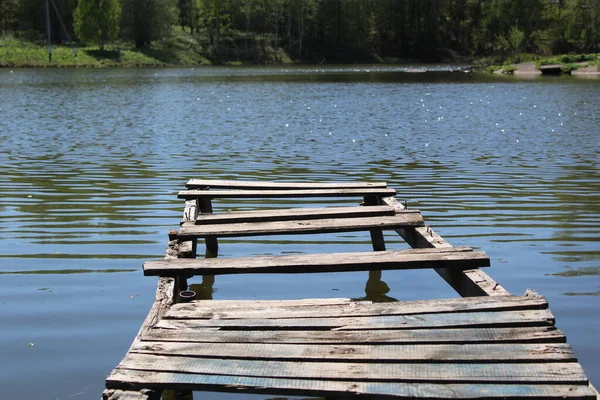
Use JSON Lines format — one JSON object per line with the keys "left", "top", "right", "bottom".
{"left": 103, "top": 179, "right": 598, "bottom": 400}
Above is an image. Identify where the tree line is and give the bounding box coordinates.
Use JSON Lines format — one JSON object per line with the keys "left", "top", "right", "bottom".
{"left": 1, "top": 0, "right": 598, "bottom": 62}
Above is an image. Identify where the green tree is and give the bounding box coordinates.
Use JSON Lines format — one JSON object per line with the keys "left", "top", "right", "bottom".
{"left": 0, "top": 0, "right": 19, "bottom": 34}
{"left": 73, "top": 0, "right": 120, "bottom": 50}
{"left": 121, "top": 0, "right": 178, "bottom": 48}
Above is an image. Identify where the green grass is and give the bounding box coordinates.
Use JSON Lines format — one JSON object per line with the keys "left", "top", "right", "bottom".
{"left": 0, "top": 35, "right": 170, "bottom": 67}
{"left": 501, "top": 64, "right": 517, "bottom": 74}
{"left": 0, "top": 28, "right": 288, "bottom": 67}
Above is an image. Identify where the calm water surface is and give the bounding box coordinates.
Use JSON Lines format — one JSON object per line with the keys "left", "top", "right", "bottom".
{"left": 0, "top": 66, "right": 599, "bottom": 399}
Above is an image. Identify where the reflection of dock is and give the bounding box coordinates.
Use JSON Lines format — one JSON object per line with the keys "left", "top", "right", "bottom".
{"left": 103, "top": 179, "right": 598, "bottom": 400}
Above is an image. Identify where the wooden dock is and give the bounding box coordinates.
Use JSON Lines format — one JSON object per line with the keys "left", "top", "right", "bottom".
{"left": 103, "top": 179, "right": 598, "bottom": 400}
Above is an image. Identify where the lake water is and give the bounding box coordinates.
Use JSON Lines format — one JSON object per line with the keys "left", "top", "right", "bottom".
{"left": 0, "top": 66, "right": 598, "bottom": 399}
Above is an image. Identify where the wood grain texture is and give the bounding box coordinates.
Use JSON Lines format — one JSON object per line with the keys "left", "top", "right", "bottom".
{"left": 176, "top": 214, "right": 424, "bottom": 240}
{"left": 107, "top": 369, "right": 597, "bottom": 399}
{"left": 130, "top": 341, "right": 576, "bottom": 363}
{"left": 144, "top": 247, "right": 489, "bottom": 276}
{"left": 178, "top": 188, "right": 397, "bottom": 199}
{"left": 186, "top": 179, "right": 387, "bottom": 190}
{"left": 144, "top": 326, "right": 566, "bottom": 344}
{"left": 153, "top": 309, "right": 555, "bottom": 331}
{"left": 164, "top": 294, "right": 547, "bottom": 320}
{"left": 117, "top": 353, "right": 589, "bottom": 383}
{"left": 194, "top": 205, "right": 401, "bottom": 224}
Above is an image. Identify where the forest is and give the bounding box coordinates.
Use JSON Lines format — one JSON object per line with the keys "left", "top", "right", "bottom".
{"left": 0, "top": 0, "right": 599, "bottom": 65}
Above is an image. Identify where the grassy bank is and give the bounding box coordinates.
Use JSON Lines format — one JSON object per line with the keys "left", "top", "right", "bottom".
{"left": 0, "top": 28, "right": 295, "bottom": 68}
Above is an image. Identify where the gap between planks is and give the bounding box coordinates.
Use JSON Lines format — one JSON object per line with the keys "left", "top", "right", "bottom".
{"left": 193, "top": 205, "right": 405, "bottom": 225}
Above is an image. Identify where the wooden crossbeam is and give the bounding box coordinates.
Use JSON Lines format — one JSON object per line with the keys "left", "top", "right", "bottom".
{"left": 178, "top": 188, "right": 397, "bottom": 199}
{"left": 175, "top": 214, "right": 424, "bottom": 240}
{"left": 186, "top": 179, "right": 387, "bottom": 190}
{"left": 194, "top": 205, "right": 401, "bottom": 225}
{"left": 381, "top": 196, "right": 510, "bottom": 297}
{"left": 144, "top": 247, "right": 489, "bottom": 277}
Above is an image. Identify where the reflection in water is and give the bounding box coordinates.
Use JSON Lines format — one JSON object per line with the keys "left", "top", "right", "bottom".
{"left": 354, "top": 270, "right": 398, "bottom": 303}
{"left": 0, "top": 268, "right": 136, "bottom": 275}
{"left": 564, "top": 291, "right": 600, "bottom": 296}
{"left": 551, "top": 266, "right": 600, "bottom": 277}
{"left": 189, "top": 275, "right": 216, "bottom": 301}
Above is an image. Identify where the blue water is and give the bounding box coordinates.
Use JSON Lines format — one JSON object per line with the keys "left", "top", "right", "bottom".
{"left": 0, "top": 67, "right": 598, "bottom": 399}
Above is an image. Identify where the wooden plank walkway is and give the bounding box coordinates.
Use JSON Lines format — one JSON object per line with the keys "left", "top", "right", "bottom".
{"left": 103, "top": 179, "right": 597, "bottom": 400}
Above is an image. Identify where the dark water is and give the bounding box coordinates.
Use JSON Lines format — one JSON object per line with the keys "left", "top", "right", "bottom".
{"left": 0, "top": 66, "right": 598, "bottom": 399}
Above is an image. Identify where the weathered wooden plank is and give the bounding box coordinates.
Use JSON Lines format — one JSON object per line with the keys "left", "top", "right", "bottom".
{"left": 107, "top": 369, "right": 597, "bottom": 399}
{"left": 194, "top": 205, "right": 401, "bottom": 225}
{"left": 117, "top": 354, "right": 589, "bottom": 383}
{"left": 176, "top": 214, "right": 424, "bottom": 240}
{"left": 154, "top": 309, "right": 555, "bottom": 331}
{"left": 187, "top": 297, "right": 354, "bottom": 306}
{"left": 144, "top": 326, "right": 565, "bottom": 344}
{"left": 178, "top": 188, "right": 397, "bottom": 199}
{"left": 101, "top": 389, "right": 160, "bottom": 400}
{"left": 145, "top": 247, "right": 488, "bottom": 277}
{"left": 130, "top": 341, "right": 576, "bottom": 363}
{"left": 186, "top": 179, "right": 388, "bottom": 190}
{"left": 381, "top": 196, "right": 510, "bottom": 297}
{"left": 164, "top": 294, "right": 547, "bottom": 320}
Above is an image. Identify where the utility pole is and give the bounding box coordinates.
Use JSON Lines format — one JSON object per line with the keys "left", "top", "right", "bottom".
{"left": 45, "top": 0, "right": 52, "bottom": 62}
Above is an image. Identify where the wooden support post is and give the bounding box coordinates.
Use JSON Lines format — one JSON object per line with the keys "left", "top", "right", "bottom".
{"left": 363, "top": 195, "right": 386, "bottom": 252}
{"left": 198, "top": 197, "right": 218, "bottom": 255}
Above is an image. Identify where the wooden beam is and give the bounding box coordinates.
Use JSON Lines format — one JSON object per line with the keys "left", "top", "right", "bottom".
{"left": 176, "top": 214, "right": 424, "bottom": 240}
{"left": 144, "top": 247, "right": 490, "bottom": 277}
{"left": 186, "top": 179, "right": 387, "bottom": 190}
{"left": 381, "top": 196, "right": 510, "bottom": 297}
{"left": 197, "top": 197, "right": 217, "bottom": 255}
{"left": 178, "top": 188, "right": 397, "bottom": 199}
